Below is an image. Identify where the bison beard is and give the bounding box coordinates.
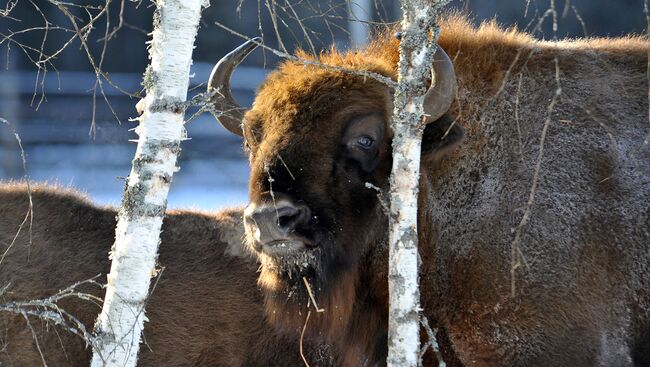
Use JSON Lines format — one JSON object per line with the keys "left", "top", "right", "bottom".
{"left": 209, "top": 14, "right": 650, "bottom": 367}
{"left": 245, "top": 161, "right": 393, "bottom": 364}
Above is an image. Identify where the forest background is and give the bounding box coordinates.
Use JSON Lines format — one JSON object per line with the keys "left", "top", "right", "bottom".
{"left": 0, "top": 0, "right": 646, "bottom": 210}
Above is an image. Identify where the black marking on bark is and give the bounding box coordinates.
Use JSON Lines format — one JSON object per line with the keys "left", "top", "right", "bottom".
{"left": 399, "top": 227, "right": 419, "bottom": 248}
{"left": 120, "top": 182, "right": 167, "bottom": 218}
{"left": 146, "top": 97, "right": 187, "bottom": 114}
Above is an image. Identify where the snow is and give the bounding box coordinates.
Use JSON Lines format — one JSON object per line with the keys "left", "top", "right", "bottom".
{"left": 1, "top": 112, "right": 250, "bottom": 211}
{"left": 15, "top": 140, "right": 250, "bottom": 210}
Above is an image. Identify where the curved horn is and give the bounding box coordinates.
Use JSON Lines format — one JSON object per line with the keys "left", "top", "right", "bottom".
{"left": 423, "top": 46, "right": 457, "bottom": 123}
{"left": 208, "top": 37, "right": 261, "bottom": 136}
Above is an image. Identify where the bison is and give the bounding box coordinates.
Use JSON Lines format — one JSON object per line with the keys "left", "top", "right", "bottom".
{"left": 207, "top": 16, "right": 650, "bottom": 366}
{"left": 0, "top": 183, "right": 335, "bottom": 366}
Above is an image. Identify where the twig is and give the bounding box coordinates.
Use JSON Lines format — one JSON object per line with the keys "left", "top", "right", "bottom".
{"left": 418, "top": 316, "right": 445, "bottom": 367}
{"left": 213, "top": 21, "right": 397, "bottom": 89}
{"left": 643, "top": 0, "right": 650, "bottom": 145}
{"left": 0, "top": 276, "right": 104, "bottom": 356}
{"left": 514, "top": 73, "right": 524, "bottom": 162}
{"left": 22, "top": 313, "right": 47, "bottom": 367}
{"left": 302, "top": 277, "right": 324, "bottom": 312}
{"left": 571, "top": 5, "right": 587, "bottom": 36}
{"left": 0, "top": 118, "right": 33, "bottom": 268}
{"left": 300, "top": 310, "right": 312, "bottom": 367}
{"left": 510, "top": 0, "right": 563, "bottom": 296}
{"left": 365, "top": 182, "right": 389, "bottom": 214}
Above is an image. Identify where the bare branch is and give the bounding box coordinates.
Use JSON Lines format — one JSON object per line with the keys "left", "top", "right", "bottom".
{"left": 643, "top": 0, "right": 650, "bottom": 145}
{"left": 0, "top": 277, "right": 104, "bottom": 356}
{"left": 0, "top": 118, "right": 32, "bottom": 268}
{"left": 510, "top": 0, "right": 563, "bottom": 297}
{"left": 300, "top": 310, "right": 312, "bottom": 367}
{"left": 214, "top": 20, "right": 397, "bottom": 88}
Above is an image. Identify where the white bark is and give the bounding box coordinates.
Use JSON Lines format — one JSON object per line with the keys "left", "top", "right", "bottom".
{"left": 90, "top": 0, "right": 206, "bottom": 366}
{"left": 387, "top": 0, "right": 447, "bottom": 366}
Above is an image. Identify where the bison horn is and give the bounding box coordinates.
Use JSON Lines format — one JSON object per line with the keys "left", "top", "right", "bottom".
{"left": 423, "top": 46, "right": 457, "bottom": 123}
{"left": 208, "top": 37, "right": 261, "bottom": 136}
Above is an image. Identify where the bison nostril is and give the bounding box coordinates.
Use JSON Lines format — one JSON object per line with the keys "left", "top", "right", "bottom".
{"left": 277, "top": 211, "right": 297, "bottom": 229}
{"left": 245, "top": 202, "right": 310, "bottom": 244}
{"left": 275, "top": 205, "right": 308, "bottom": 232}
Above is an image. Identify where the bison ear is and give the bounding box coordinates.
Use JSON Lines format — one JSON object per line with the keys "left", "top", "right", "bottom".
{"left": 421, "top": 114, "right": 464, "bottom": 162}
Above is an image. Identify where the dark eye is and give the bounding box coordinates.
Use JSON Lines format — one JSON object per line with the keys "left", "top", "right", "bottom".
{"left": 356, "top": 136, "right": 375, "bottom": 150}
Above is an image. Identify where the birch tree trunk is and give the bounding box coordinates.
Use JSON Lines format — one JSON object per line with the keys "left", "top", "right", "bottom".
{"left": 348, "top": 0, "right": 372, "bottom": 48}
{"left": 90, "top": 0, "right": 207, "bottom": 365}
{"left": 388, "top": 0, "right": 448, "bottom": 365}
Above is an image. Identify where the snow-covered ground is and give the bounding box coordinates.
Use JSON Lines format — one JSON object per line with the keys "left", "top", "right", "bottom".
{"left": 12, "top": 118, "right": 250, "bottom": 210}
{"left": 24, "top": 142, "right": 250, "bottom": 210}
{"left": 0, "top": 66, "right": 263, "bottom": 211}
{"left": 1, "top": 109, "right": 252, "bottom": 212}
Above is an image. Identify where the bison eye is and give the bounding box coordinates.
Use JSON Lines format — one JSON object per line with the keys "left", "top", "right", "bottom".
{"left": 356, "top": 136, "right": 375, "bottom": 150}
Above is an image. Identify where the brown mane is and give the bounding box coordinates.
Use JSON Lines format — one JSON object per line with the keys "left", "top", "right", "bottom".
{"left": 260, "top": 13, "right": 648, "bottom": 97}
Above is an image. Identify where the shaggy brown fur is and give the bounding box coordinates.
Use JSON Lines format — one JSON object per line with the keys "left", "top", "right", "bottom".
{"left": 0, "top": 183, "right": 336, "bottom": 366}
{"left": 237, "top": 14, "right": 650, "bottom": 366}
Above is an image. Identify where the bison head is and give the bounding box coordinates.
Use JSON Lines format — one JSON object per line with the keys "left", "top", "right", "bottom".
{"left": 207, "top": 39, "right": 463, "bottom": 338}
